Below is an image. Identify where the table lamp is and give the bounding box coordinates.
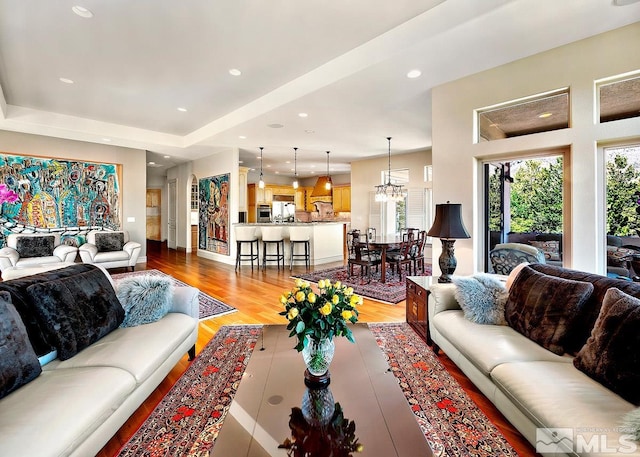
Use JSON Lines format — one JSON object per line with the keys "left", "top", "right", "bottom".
{"left": 427, "top": 202, "right": 470, "bottom": 283}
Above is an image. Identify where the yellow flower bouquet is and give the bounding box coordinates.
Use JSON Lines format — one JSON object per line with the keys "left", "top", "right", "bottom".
{"left": 279, "top": 278, "right": 362, "bottom": 352}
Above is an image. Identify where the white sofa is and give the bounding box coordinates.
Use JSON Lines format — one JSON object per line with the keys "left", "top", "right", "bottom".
{"left": 0, "top": 264, "right": 199, "bottom": 457}
{"left": 0, "top": 233, "right": 78, "bottom": 277}
{"left": 79, "top": 230, "right": 141, "bottom": 271}
{"left": 428, "top": 264, "right": 639, "bottom": 457}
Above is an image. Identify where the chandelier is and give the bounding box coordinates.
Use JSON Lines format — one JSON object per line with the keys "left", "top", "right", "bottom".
{"left": 325, "top": 150, "right": 332, "bottom": 190}
{"left": 258, "top": 147, "right": 265, "bottom": 189}
{"left": 374, "top": 137, "right": 406, "bottom": 202}
{"left": 292, "top": 147, "right": 299, "bottom": 189}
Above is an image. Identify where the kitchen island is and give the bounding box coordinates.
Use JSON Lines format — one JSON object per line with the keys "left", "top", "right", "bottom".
{"left": 234, "top": 222, "right": 347, "bottom": 267}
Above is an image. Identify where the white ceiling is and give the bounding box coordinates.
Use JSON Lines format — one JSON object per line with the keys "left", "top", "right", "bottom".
{"left": 1, "top": 0, "right": 639, "bottom": 179}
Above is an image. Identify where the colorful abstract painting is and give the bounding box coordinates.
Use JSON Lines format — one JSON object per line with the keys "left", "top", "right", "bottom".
{"left": 198, "top": 173, "right": 229, "bottom": 255}
{"left": 0, "top": 152, "right": 121, "bottom": 245}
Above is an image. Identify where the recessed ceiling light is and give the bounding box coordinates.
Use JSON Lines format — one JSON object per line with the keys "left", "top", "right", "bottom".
{"left": 71, "top": 6, "right": 93, "bottom": 18}
{"left": 163, "top": 155, "right": 170, "bottom": 159}
{"left": 59, "top": 78, "right": 74, "bottom": 84}
{"left": 148, "top": 161, "right": 156, "bottom": 165}
{"left": 177, "top": 107, "right": 187, "bottom": 112}
{"left": 285, "top": 160, "right": 291, "bottom": 164}
{"left": 229, "top": 69, "right": 242, "bottom": 76}
{"left": 268, "top": 123, "right": 284, "bottom": 129}
{"left": 238, "top": 135, "right": 247, "bottom": 139}
{"left": 298, "top": 113, "right": 308, "bottom": 118}
{"left": 239, "top": 160, "right": 244, "bottom": 164}
{"left": 407, "top": 69, "right": 422, "bottom": 79}
{"left": 538, "top": 112, "right": 553, "bottom": 118}
{"left": 102, "top": 138, "right": 111, "bottom": 142}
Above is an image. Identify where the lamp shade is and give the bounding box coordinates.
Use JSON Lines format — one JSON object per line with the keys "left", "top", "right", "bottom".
{"left": 427, "top": 203, "right": 470, "bottom": 240}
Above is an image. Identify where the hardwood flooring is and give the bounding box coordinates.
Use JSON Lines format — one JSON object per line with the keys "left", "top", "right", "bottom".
{"left": 96, "top": 242, "right": 537, "bottom": 456}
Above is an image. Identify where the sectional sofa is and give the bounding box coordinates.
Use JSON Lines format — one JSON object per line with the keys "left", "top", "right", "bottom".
{"left": 428, "top": 263, "right": 640, "bottom": 457}
{"left": 0, "top": 264, "right": 199, "bottom": 457}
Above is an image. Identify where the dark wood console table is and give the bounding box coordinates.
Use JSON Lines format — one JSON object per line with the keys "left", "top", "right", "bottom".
{"left": 406, "top": 276, "right": 437, "bottom": 350}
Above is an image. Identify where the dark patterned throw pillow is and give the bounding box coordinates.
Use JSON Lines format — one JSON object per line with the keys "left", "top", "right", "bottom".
{"left": 94, "top": 232, "right": 125, "bottom": 252}
{"left": 15, "top": 235, "right": 55, "bottom": 258}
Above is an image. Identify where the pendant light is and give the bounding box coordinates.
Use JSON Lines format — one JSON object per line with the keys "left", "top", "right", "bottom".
{"left": 325, "top": 150, "right": 332, "bottom": 191}
{"left": 292, "top": 147, "right": 299, "bottom": 189}
{"left": 258, "top": 147, "right": 265, "bottom": 189}
{"left": 374, "top": 137, "right": 406, "bottom": 202}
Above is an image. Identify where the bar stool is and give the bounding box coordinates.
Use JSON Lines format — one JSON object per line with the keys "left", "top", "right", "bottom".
{"left": 288, "top": 226, "right": 311, "bottom": 271}
{"left": 234, "top": 226, "right": 259, "bottom": 271}
{"left": 261, "top": 226, "right": 285, "bottom": 271}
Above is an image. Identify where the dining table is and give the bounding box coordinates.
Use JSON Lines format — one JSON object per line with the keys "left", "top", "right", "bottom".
{"left": 367, "top": 235, "right": 404, "bottom": 283}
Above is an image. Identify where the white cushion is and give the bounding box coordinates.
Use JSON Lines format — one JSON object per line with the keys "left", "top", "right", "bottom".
{"left": 433, "top": 310, "right": 572, "bottom": 376}
{"left": 46, "top": 313, "right": 196, "bottom": 384}
{"left": 491, "top": 361, "right": 636, "bottom": 451}
{"left": 0, "top": 367, "right": 135, "bottom": 457}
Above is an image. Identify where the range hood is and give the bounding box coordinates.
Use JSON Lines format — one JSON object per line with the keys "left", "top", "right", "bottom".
{"left": 272, "top": 194, "right": 294, "bottom": 202}
{"left": 310, "top": 176, "right": 332, "bottom": 197}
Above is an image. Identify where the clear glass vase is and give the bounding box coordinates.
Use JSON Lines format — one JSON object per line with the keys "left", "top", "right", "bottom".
{"left": 301, "top": 386, "right": 335, "bottom": 427}
{"left": 301, "top": 337, "right": 335, "bottom": 376}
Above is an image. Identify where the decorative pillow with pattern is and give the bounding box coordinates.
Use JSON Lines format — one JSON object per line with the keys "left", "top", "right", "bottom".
{"left": 505, "top": 266, "right": 594, "bottom": 355}
{"left": 529, "top": 240, "right": 561, "bottom": 261}
{"left": 15, "top": 235, "right": 55, "bottom": 258}
{"left": 574, "top": 287, "right": 640, "bottom": 405}
{"left": 606, "top": 246, "right": 636, "bottom": 267}
{"left": 94, "top": 232, "right": 125, "bottom": 252}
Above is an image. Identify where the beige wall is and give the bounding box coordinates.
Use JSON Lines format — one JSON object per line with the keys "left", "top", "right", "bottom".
{"left": 0, "top": 129, "right": 148, "bottom": 260}
{"left": 432, "top": 22, "right": 640, "bottom": 277}
{"left": 167, "top": 147, "right": 240, "bottom": 265}
{"left": 350, "top": 149, "right": 431, "bottom": 232}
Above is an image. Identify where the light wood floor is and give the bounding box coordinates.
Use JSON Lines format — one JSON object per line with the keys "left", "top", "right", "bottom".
{"left": 96, "top": 242, "right": 537, "bottom": 457}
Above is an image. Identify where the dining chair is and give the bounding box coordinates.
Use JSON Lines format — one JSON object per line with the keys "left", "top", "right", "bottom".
{"left": 347, "top": 232, "right": 381, "bottom": 282}
{"left": 385, "top": 236, "right": 414, "bottom": 280}
{"left": 410, "top": 230, "right": 427, "bottom": 275}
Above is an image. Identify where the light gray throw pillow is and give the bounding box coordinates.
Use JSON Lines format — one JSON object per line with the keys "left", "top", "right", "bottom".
{"left": 117, "top": 275, "right": 174, "bottom": 327}
{"left": 452, "top": 274, "right": 508, "bottom": 325}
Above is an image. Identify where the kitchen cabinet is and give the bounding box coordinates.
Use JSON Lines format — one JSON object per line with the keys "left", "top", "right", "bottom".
{"left": 332, "top": 186, "right": 351, "bottom": 212}
{"left": 294, "top": 188, "right": 305, "bottom": 209}
{"left": 238, "top": 167, "right": 248, "bottom": 212}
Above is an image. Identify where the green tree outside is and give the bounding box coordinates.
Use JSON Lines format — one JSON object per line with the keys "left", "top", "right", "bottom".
{"left": 509, "top": 158, "right": 563, "bottom": 233}
{"left": 606, "top": 152, "right": 640, "bottom": 236}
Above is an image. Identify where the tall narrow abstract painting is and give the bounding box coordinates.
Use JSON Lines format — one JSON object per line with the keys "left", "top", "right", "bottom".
{"left": 198, "top": 173, "right": 230, "bottom": 255}
{"left": 0, "top": 152, "right": 121, "bottom": 244}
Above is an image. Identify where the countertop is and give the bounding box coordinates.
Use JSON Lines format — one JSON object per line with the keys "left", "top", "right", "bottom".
{"left": 234, "top": 221, "right": 349, "bottom": 226}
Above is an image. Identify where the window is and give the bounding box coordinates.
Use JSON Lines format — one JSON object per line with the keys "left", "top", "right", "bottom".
{"left": 598, "top": 73, "right": 640, "bottom": 123}
{"left": 476, "top": 88, "right": 570, "bottom": 143}
{"left": 191, "top": 179, "right": 198, "bottom": 210}
{"left": 484, "top": 155, "right": 564, "bottom": 272}
{"left": 604, "top": 144, "right": 640, "bottom": 278}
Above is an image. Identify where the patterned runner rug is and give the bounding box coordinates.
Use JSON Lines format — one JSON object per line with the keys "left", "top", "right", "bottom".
{"left": 118, "top": 324, "right": 517, "bottom": 457}
{"left": 111, "top": 269, "right": 236, "bottom": 321}
{"left": 293, "top": 265, "right": 432, "bottom": 304}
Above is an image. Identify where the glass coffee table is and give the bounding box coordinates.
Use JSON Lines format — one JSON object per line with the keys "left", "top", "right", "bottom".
{"left": 212, "top": 324, "right": 433, "bottom": 456}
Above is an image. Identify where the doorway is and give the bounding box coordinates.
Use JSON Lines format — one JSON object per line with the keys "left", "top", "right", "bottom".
{"left": 483, "top": 153, "right": 565, "bottom": 272}
{"left": 145, "top": 189, "right": 161, "bottom": 241}
{"left": 168, "top": 179, "right": 177, "bottom": 250}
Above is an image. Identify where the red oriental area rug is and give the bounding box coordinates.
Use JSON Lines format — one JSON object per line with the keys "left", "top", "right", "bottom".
{"left": 293, "top": 265, "right": 432, "bottom": 304}
{"left": 118, "top": 324, "right": 517, "bottom": 457}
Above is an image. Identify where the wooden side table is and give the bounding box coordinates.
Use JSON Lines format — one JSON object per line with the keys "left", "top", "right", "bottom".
{"left": 406, "top": 276, "right": 437, "bottom": 350}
